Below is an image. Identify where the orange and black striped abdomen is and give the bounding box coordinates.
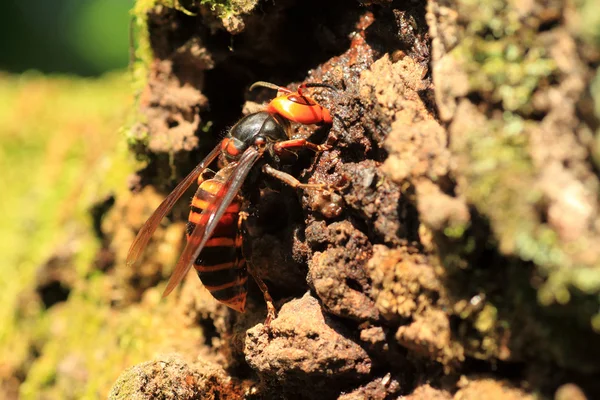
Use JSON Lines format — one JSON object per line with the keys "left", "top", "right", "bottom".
{"left": 187, "top": 179, "right": 247, "bottom": 312}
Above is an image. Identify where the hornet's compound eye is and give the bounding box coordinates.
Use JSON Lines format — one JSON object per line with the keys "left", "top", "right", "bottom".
{"left": 254, "top": 136, "right": 267, "bottom": 148}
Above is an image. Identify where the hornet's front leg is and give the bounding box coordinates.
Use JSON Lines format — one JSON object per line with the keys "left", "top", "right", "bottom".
{"left": 273, "top": 138, "right": 331, "bottom": 154}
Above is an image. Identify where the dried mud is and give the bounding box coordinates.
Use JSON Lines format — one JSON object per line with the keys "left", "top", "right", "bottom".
{"left": 104, "top": 0, "right": 600, "bottom": 399}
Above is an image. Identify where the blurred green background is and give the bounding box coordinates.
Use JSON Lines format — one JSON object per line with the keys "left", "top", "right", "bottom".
{"left": 0, "top": 0, "right": 133, "bottom": 75}
{"left": 0, "top": 1, "right": 142, "bottom": 398}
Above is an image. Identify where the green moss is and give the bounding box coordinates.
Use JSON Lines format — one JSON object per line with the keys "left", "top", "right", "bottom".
{"left": 128, "top": 0, "right": 180, "bottom": 155}
{"left": 460, "top": 114, "right": 535, "bottom": 248}
{"left": 443, "top": 222, "right": 468, "bottom": 239}
{"left": 131, "top": 0, "right": 258, "bottom": 53}
{"left": 459, "top": 114, "right": 600, "bottom": 309}
{"left": 575, "top": 0, "right": 600, "bottom": 46}
{"left": 452, "top": 0, "right": 556, "bottom": 113}
{"left": 474, "top": 304, "right": 498, "bottom": 333}
{"left": 131, "top": 0, "right": 160, "bottom": 76}
{"left": 455, "top": 38, "right": 554, "bottom": 112}
{"left": 197, "top": 0, "right": 258, "bottom": 18}
{"left": 455, "top": 113, "right": 600, "bottom": 307}
{"left": 448, "top": 0, "right": 600, "bottom": 303}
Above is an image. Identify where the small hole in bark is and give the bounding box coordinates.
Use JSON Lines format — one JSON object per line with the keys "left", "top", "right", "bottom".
{"left": 345, "top": 277, "right": 364, "bottom": 293}
{"left": 199, "top": 317, "right": 219, "bottom": 346}
{"left": 538, "top": 18, "right": 561, "bottom": 33}
{"left": 167, "top": 118, "right": 179, "bottom": 128}
{"left": 90, "top": 195, "right": 115, "bottom": 240}
{"left": 536, "top": 202, "right": 549, "bottom": 224}
{"left": 37, "top": 281, "right": 70, "bottom": 309}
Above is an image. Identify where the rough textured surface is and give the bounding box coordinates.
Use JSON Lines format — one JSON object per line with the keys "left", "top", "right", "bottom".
{"left": 112, "top": 0, "right": 600, "bottom": 397}
{"left": 109, "top": 354, "right": 242, "bottom": 399}
{"left": 368, "top": 244, "right": 464, "bottom": 367}
{"left": 245, "top": 293, "right": 372, "bottom": 398}
{"left": 453, "top": 376, "right": 535, "bottom": 400}
{"left": 404, "top": 384, "right": 452, "bottom": 400}
{"left": 307, "top": 221, "right": 378, "bottom": 322}
{"left": 4, "top": 0, "right": 600, "bottom": 398}
{"left": 337, "top": 373, "right": 401, "bottom": 400}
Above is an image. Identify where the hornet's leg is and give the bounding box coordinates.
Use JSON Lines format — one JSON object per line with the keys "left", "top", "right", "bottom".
{"left": 267, "top": 139, "right": 331, "bottom": 191}
{"left": 273, "top": 138, "right": 331, "bottom": 154}
{"left": 262, "top": 164, "right": 333, "bottom": 191}
{"left": 238, "top": 211, "right": 276, "bottom": 327}
{"left": 250, "top": 266, "right": 277, "bottom": 327}
{"left": 296, "top": 82, "right": 338, "bottom": 96}
{"left": 249, "top": 81, "right": 337, "bottom": 97}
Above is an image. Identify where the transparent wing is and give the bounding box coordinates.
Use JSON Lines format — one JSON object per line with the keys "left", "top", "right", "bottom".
{"left": 126, "top": 145, "right": 221, "bottom": 267}
{"left": 162, "top": 146, "right": 262, "bottom": 297}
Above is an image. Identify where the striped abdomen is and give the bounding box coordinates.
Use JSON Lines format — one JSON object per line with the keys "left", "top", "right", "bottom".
{"left": 187, "top": 178, "right": 247, "bottom": 312}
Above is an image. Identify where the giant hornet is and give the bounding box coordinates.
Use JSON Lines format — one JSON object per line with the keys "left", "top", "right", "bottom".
{"left": 127, "top": 81, "right": 336, "bottom": 324}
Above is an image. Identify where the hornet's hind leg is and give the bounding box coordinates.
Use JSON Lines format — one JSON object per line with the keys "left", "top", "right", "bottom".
{"left": 238, "top": 211, "right": 277, "bottom": 327}
{"left": 250, "top": 266, "right": 277, "bottom": 327}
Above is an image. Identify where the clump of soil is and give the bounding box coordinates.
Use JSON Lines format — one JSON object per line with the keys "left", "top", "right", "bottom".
{"left": 109, "top": 354, "right": 243, "bottom": 399}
